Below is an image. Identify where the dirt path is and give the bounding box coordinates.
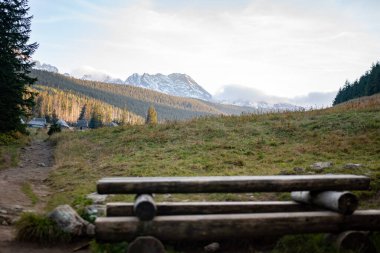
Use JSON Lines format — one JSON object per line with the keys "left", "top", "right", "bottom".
{"left": 0, "top": 138, "right": 91, "bottom": 253}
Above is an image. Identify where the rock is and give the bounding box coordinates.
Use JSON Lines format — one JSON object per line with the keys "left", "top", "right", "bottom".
{"left": 293, "top": 167, "right": 305, "bottom": 173}
{"left": 37, "top": 162, "right": 46, "bottom": 167}
{"left": 204, "top": 242, "right": 220, "bottom": 252}
{"left": 86, "top": 192, "right": 107, "bottom": 204}
{"left": 48, "top": 204, "right": 95, "bottom": 237}
{"left": 84, "top": 205, "right": 106, "bottom": 218}
{"left": 310, "top": 162, "right": 333, "bottom": 171}
{"left": 279, "top": 170, "right": 292, "bottom": 175}
{"left": 344, "top": 163, "right": 363, "bottom": 169}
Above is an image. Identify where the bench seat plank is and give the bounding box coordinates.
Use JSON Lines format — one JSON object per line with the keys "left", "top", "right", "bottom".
{"left": 97, "top": 175, "right": 370, "bottom": 194}
{"left": 106, "top": 201, "right": 322, "bottom": 216}
{"left": 95, "top": 210, "right": 380, "bottom": 242}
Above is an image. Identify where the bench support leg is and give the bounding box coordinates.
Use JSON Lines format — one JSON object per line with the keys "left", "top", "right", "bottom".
{"left": 127, "top": 236, "right": 166, "bottom": 253}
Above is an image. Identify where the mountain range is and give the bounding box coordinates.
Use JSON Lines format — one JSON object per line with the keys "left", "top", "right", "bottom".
{"left": 32, "top": 61, "right": 305, "bottom": 111}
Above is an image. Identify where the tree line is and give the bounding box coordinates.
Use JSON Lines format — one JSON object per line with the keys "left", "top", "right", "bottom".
{"left": 32, "top": 86, "right": 144, "bottom": 125}
{"left": 333, "top": 62, "right": 380, "bottom": 105}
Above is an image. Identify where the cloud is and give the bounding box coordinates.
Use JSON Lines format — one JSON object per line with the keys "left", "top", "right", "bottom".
{"left": 30, "top": 0, "right": 380, "bottom": 97}
{"left": 214, "top": 85, "right": 337, "bottom": 107}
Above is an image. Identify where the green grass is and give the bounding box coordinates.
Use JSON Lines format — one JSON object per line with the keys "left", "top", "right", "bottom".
{"left": 16, "top": 212, "right": 71, "bottom": 245}
{"left": 21, "top": 182, "right": 39, "bottom": 205}
{"left": 45, "top": 94, "right": 380, "bottom": 252}
{"left": 47, "top": 95, "right": 380, "bottom": 208}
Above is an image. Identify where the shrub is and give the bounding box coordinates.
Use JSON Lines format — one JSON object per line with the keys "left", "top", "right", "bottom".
{"left": 16, "top": 212, "right": 70, "bottom": 245}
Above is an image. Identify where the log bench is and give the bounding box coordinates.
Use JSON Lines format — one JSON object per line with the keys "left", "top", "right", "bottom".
{"left": 95, "top": 175, "right": 380, "bottom": 253}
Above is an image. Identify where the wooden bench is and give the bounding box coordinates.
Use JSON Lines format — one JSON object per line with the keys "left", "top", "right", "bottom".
{"left": 95, "top": 175, "right": 380, "bottom": 253}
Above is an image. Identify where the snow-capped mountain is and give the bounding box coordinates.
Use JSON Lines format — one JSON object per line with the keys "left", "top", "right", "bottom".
{"left": 126, "top": 73, "right": 212, "bottom": 101}
{"left": 81, "top": 74, "right": 124, "bottom": 85}
{"left": 33, "top": 61, "right": 58, "bottom": 73}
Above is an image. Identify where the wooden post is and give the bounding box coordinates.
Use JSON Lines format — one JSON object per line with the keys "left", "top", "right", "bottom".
{"left": 95, "top": 210, "right": 380, "bottom": 242}
{"left": 134, "top": 194, "right": 157, "bottom": 221}
{"left": 107, "top": 201, "right": 321, "bottom": 217}
{"left": 334, "top": 231, "right": 376, "bottom": 253}
{"left": 127, "top": 236, "right": 166, "bottom": 253}
{"left": 97, "top": 175, "right": 370, "bottom": 194}
{"left": 291, "top": 191, "right": 358, "bottom": 214}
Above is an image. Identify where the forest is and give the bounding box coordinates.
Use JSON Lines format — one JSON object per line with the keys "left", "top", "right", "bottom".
{"left": 333, "top": 62, "right": 380, "bottom": 105}
{"left": 32, "top": 86, "right": 144, "bottom": 125}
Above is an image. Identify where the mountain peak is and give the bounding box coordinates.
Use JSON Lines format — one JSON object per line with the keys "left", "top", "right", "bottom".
{"left": 126, "top": 73, "right": 212, "bottom": 101}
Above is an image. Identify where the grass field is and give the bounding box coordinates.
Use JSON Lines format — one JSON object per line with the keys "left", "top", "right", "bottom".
{"left": 47, "top": 94, "right": 380, "bottom": 209}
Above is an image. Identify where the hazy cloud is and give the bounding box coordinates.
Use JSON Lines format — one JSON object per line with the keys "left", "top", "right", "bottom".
{"left": 214, "top": 85, "right": 337, "bottom": 107}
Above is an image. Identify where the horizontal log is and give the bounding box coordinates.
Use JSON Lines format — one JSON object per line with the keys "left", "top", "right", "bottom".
{"left": 107, "top": 201, "right": 322, "bottom": 217}
{"left": 97, "top": 175, "right": 370, "bottom": 194}
{"left": 95, "top": 210, "right": 380, "bottom": 242}
{"left": 291, "top": 191, "right": 359, "bottom": 214}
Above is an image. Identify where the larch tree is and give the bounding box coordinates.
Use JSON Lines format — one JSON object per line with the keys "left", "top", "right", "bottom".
{"left": 0, "top": 0, "right": 38, "bottom": 133}
{"left": 146, "top": 105, "right": 158, "bottom": 125}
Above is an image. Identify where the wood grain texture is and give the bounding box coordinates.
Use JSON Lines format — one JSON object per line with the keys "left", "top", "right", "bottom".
{"left": 95, "top": 210, "right": 380, "bottom": 242}
{"left": 291, "top": 191, "right": 359, "bottom": 214}
{"left": 107, "top": 201, "right": 322, "bottom": 217}
{"left": 97, "top": 175, "right": 370, "bottom": 194}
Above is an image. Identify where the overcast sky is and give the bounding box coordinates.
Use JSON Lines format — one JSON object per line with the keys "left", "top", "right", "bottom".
{"left": 29, "top": 0, "right": 380, "bottom": 99}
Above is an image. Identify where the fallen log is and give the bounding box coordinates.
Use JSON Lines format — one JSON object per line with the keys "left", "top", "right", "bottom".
{"left": 97, "top": 175, "right": 370, "bottom": 194}
{"left": 107, "top": 201, "right": 321, "bottom": 217}
{"left": 334, "top": 231, "right": 376, "bottom": 252}
{"left": 291, "top": 191, "right": 358, "bottom": 214}
{"left": 95, "top": 210, "right": 380, "bottom": 242}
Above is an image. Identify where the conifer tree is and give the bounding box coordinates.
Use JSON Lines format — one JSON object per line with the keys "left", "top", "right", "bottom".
{"left": 0, "top": 0, "right": 38, "bottom": 133}
{"left": 146, "top": 105, "right": 158, "bottom": 124}
{"left": 89, "top": 106, "right": 103, "bottom": 129}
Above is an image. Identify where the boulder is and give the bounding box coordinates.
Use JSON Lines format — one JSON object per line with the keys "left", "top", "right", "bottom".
{"left": 310, "top": 162, "right": 332, "bottom": 171}
{"left": 204, "top": 242, "right": 220, "bottom": 252}
{"left": 48, "top": 204, "right": 95, "bottom": 237}
{"left": 344, "top": 163, "right": 363, "bottom": 169}
{"left": 86, "top": 192, "right": 107, "bottom": 204}
{"left": 293, "top": 167, "right": 305, "bottom": 173}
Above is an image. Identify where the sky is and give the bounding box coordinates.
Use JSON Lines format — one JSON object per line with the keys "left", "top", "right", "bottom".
{"left": 29, "top": 0, "right": 380, "bottom": 103}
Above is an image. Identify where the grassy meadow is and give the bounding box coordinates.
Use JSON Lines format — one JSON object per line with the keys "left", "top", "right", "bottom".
{"left": 0, "top": 131, "right": 29, "bottom": 170}
{"left": 47, "top": 94, "right": 380, "bottom": 209}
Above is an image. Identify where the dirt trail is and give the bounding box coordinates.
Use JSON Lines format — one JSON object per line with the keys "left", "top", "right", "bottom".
{"left": 0, "top": 138, "right": 90, "bottom": 253}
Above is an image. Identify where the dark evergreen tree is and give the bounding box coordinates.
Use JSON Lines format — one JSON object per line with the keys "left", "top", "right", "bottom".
{"left": 333, "top": 62, "right": 380, "bottom": 105}
{"left": 0, "top": 0, "right": 38, "bottom": 133}
{"left": 89, "top": 106, "right": 103, "bottom": 129}
{"left": 146, "top": 105, "right": 158, "bottom": 124}
{"left": 78, "top": 104, "right": 86, "bottom": 120}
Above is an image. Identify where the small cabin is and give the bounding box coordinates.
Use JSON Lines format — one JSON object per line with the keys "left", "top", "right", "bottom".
{"left": 76, "top": 119, "right": 88, "bottom": 130}
{"left": 57, "top": 119, "right": 70, "bottom": 129}
{"left": 27, "top": 118, "right": 47, "bottom": 128}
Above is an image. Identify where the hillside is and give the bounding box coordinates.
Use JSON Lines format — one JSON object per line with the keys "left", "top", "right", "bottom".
{"left": 31, "top": 70, "right": 257, "bottom": 121}
{"left": 334, "top": 62, "right": 380, "bottom": 105}
{"left": 48, "top": 93, "right": 380, "bottom": 208}
{"left": 32, "top": 86, "right": 144, "bottom": 125}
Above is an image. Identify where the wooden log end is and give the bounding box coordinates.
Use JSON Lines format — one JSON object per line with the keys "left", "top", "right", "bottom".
{"left": 335, "top": 231, "right": 376, "bottom": 253}
{"left": 127, "top": 236, "right": 166, "bottom": 253}
{"left": 338, "top": 192, "right": 359, "bottom": 215}
{"left": 134, "top": 194, "right": 157, "bottom": 221}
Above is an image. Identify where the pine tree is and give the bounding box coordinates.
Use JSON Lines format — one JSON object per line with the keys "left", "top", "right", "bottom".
{"left": 78, "top": 104, "right": 87, "bottom": 120}
{"left": 0, "top": 0, "right": 38, "bottom": 133}
{"left": 89, "top": 106, "right": 103, "bottom": 129}
{"left": 146, "top": 105, "right": 158, "bottom": 124}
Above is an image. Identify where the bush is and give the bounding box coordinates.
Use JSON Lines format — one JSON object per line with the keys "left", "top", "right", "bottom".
{"left": 16, "top": 212, "right": 71, "bottom": 245}
{"left": 48, "top": 123, "right": 61, "bottom": 136}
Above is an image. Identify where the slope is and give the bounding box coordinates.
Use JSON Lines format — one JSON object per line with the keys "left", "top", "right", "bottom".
{"left": 48, "top": 93, "right": 380, "bottom": 209}
{"left": 31, "top": 70, "right": 257, "bottom": 121}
